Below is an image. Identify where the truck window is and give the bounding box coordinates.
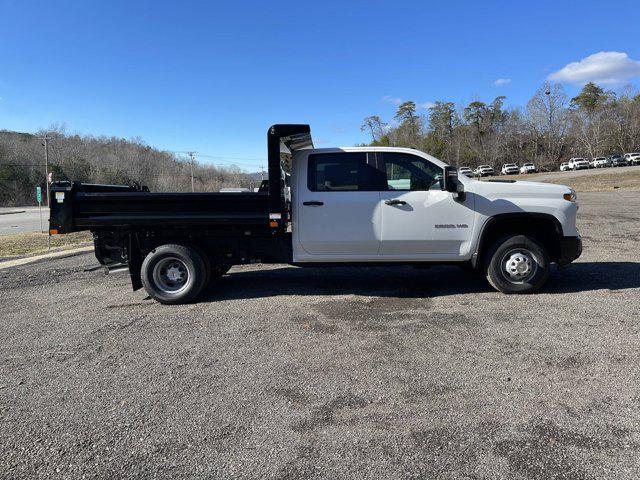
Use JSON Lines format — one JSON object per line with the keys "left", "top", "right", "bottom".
{"left": 382, "top": 152, "right": 443, "bottom": 191}
{"left": 308, "top": 153, "right": 381, "bottom": 191}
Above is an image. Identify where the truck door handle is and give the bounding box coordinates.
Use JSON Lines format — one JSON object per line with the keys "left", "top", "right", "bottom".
{"left": 384, "top": 199, "right": 407, "bottom": 206}
{"left": 303, "top": 201, "right": 324, "bottom": 206}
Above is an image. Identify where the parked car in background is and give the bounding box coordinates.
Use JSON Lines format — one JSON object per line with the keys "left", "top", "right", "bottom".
{"left": 612, "top": 156, "right": 628, "bottom": 167}
{"left": 591, "top": 157, "right": 610, "bottom": 168}
{"left": 475, "top": 165, "right": 494, "bottom": 177}
{"left": 501, "top": 163, "right": 519, "bottom": 175}
{"left": 458, "top": 166, "right": 473, "bottom": 177}
{"left": 560, "top": 162, "right": 570, "bottom": 171}
{"left": 568, "top": 158, "right": 590, "bottom": 170}
{"left": 624, "top": 153, "right": 640, "bottom": 165}
{"left": 520, "top": 163, "right": 537, "bottom": 174}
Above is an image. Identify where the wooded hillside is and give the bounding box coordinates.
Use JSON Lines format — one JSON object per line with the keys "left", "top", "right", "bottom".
{"left": 0, "top": 128, "right": 257, "bottom": 206}
{"left": 361, "top": 82, "right": 640, "bottom": 170}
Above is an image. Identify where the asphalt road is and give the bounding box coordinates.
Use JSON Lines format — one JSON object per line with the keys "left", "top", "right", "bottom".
{"left": 0, "top": 207, "right": 49, "bottom": 236}
{"left": 1, "top": 191, "right": 639, "bottom": 479}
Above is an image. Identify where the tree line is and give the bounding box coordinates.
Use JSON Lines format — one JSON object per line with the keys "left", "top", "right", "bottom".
{"left": 361, "top": 82, "right": 640, "bottom": 169}
{"left": 0, "top": 127, "right": 257, "bottom": 206}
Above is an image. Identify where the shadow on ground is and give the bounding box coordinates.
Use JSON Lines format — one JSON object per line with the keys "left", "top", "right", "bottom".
{"left": 199, "top": 262, "right": 640, "bottom": 302}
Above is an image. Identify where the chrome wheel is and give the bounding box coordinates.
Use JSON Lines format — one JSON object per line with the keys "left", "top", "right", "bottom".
{"left": 152, "top": 257, "right": 190, "bottom": 294}
{"left": 501, "top": 249, "right": 538, "bottom": 283}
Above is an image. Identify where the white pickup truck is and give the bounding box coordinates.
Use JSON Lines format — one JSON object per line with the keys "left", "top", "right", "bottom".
{"left": 50, "top": 124, "right": 582, "bottom": 304}
{"left": 568, "top": 158, "right": 590, "bottom": 170}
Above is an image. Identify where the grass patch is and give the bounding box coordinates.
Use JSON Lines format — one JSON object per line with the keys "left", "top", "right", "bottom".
{"left": 552, "top": 170, "right": 640, "bottom": 192}
{"left": 482, "top": 167, "right": 640, "bottom": 192}
{"left": 0, "top": 231, "right": 93, "bottom": 258}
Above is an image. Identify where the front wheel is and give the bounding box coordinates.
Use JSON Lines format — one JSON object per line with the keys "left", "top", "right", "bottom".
{"left": 141, "top": 244, "right": 207, "bottom": 304}
{"left": 485, "top": 235, "right": 550, "bottom": 294}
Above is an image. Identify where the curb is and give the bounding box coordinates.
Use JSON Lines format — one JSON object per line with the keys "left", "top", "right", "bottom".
{"left": 0, "top": 246, "right": 94, "bottom": 270}
{"left": 0, "top": 210, "right": 26, "bottom": 216}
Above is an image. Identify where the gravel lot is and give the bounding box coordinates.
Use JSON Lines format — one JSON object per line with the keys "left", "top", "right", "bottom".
{"left": 1, "top": 191, "right": 639, "bottom": 479}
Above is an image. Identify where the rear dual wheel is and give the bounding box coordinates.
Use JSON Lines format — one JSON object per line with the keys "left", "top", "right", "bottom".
{"left": 141, "top": 244, "right": 232, "bottom": 305}
{"left": 141, "top": 244, "right": 207, "bottom": 304}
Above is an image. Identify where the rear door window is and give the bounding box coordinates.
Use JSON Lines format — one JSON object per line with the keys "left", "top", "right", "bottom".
{"left": 308, "top": 152, "right": 383, "bottom": 191}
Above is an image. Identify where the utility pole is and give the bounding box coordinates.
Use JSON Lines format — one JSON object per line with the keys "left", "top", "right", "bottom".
{"left": 260, "top": 165, "right": 265, "bottom": 181}
{"left": 187, "top": 152, "right": 196, "bottom": 192}
{"left": 39, "top": 135, "right": 52, "bottom": 208}
{"left": 545, "top": 87, "right": 552, "bottom": 163}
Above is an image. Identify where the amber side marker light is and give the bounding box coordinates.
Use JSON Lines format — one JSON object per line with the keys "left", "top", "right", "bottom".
{"left": 269, "top": 220, "right": 279, "bottom": 228}
{"left": 49, "top": 229, "right": 59, "bottom": 235}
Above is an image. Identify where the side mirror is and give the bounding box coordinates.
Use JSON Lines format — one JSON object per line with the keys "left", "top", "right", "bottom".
{"left": 443, "top": 166, "right": 465, "bottom": 200}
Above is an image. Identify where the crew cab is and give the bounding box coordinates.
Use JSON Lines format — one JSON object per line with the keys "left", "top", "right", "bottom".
{"left": 520, "top": 163, "right": 537, "bottom": 174}
{"left": 501, "top": 163, "right": 519, "bottom": 175}
{"left": 49, "top": 124, "right": 582, "bottom": 304}
{"left": 475, "top": 165, "right": 494, "bottom": 177}
{"left": 568, "top": 158, "right": 589, "bottom": 170}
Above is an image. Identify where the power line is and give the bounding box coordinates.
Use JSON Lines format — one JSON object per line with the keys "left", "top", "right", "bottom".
{"left": 169, "top": 150, "right": 265, "bottom": 168}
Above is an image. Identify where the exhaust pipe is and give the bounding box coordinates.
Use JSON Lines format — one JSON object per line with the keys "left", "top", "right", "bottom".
{"left": 103, "top": 264, "right": 129, "bottom": 275}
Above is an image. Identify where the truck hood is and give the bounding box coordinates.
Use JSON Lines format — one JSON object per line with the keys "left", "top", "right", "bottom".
{"left": 469, "top": 179, "right": 571, "bottom": 199}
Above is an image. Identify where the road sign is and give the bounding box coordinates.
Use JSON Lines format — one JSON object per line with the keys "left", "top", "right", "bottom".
{"left": 36, "top": 186, "right": 42, "bottom": 203}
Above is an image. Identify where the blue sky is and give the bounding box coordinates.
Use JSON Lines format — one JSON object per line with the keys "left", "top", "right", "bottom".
{"left": 1, "top": 0, "right": 639, "bottom": 171}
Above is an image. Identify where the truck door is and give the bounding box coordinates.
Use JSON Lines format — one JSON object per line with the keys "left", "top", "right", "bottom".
{"left": 378, "top": 152, "right": 475, "bottom": 257}
{"left": 296, "top": 151, "right": 383, "bottom": 256}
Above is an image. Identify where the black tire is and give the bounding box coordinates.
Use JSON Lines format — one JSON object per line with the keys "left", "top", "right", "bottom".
{"left": 141, "top": 244, "right": 207, "bottom": 304}
{"left": 485, "top": 235, "right": 550, "bottom": 294}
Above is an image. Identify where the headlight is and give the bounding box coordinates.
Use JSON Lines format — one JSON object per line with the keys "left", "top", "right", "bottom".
{"left": 563, "top": 189, "right": 577, "bottom": 202}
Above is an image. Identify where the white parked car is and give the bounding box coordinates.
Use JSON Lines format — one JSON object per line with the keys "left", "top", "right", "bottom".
{"left": 624, "top": 153, "right": 640, "bottom": 165}
{"left": 520, "top": 163, "right": 537, "bottom": 174}
{"left": 568, "top": 158, "right": 589, "bottom": 170}
{"left": 501, "top": 163, "right": 519, "bottom": 175}
{"left": 458, "top": 166, "right": 473, "bottom": 177}
{"left": 475, "top": 165, "right": 494, "bottom": 177}
{"left": 560, "top": 162, "right": 570, "bottom": 171}
{"left": 590, "top": 157, "right": 609, "bottom": 168}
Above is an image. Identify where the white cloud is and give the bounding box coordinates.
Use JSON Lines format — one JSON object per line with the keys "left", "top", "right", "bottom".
{"left": 548, "top": 51, "right": 640, "bottom": 85}
{"left": 382, "top": 95, "right": 403, "bottom": 106}
{"left": 494, "top": 78, "right": 511, "bottom": 86}
{"left": 417, "top": 101, "right": 435, "bottom": 109}
{"left": 381, "top": 96, "right": 434, "bottom": 110}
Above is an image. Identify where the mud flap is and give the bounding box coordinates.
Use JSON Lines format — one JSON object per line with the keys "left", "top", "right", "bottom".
{"left": 127, "top": 233, "right": 143, "bottom": 291}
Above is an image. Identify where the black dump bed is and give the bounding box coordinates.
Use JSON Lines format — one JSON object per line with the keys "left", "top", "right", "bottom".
{"left": 48, "top": 124, "right": 312, "bottom": 234}
{"left": 49, "top": 182, "right": 270, "bottom": 233}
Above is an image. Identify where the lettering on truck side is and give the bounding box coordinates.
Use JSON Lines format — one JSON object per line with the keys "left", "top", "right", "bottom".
{"left": 435, "top": 224, "right": 469, "bottom": 229}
